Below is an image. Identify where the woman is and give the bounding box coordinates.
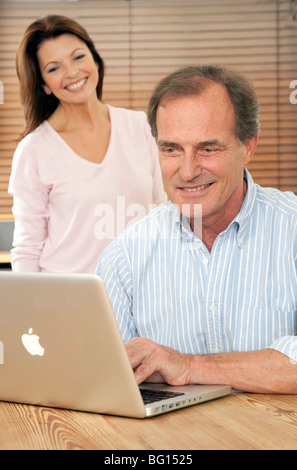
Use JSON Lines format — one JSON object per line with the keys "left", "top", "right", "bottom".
{"left": 9, "top": 15, "right": 166, "bottom": 273}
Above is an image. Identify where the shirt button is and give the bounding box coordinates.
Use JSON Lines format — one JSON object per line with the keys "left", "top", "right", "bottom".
{"left": 212, "top": 348, "right": 221, "bottom": 354}
{"left": 203, "top": 258, "right": 209, "bottom": 265}
{"left": 209, "top": 304, "right": 216, "bottom": 311}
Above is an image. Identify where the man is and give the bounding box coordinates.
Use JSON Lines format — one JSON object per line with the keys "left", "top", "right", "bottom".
{"left": 96, "top": 65, "right": 297, "bottom": 394}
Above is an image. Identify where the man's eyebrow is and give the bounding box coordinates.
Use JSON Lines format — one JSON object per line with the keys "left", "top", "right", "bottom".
{"left": 196, "top": 139, "right": 223, "bottom": 148}
{"left": 158, "top": 139, "right": 226, "bottom": 149}
{"left": 157, "top": 140, "right": 180, "bottom": 149}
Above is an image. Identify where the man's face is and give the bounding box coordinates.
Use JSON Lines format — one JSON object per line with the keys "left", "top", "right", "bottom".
{"left": 156, "top": 84, "right": 257, "bottom": 230}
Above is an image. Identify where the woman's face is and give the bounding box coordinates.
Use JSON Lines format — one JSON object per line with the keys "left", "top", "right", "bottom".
{"left": 37, "top": 33, "right": 99, "bottom": 104}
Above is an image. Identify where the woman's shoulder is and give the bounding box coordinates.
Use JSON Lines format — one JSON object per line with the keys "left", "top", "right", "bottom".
{"left": 16, "top": 121, "right": 51, "bottom": 151}
{"left": 107, "top": 104, "right": 148, "bottom": 127}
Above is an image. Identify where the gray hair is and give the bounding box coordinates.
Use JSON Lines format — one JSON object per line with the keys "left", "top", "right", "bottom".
{"left": 147, "top": 65, "right": 260, "bottom": 144}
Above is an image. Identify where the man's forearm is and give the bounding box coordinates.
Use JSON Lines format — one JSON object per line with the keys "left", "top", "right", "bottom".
{"left": 191, "top": 348, "right": 297, "bottom": 394}
{"left": 126, "top": 337, "right": 297, "bottom": 393}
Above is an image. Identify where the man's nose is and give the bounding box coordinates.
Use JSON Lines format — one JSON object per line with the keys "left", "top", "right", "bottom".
{"left": 179, "top": 151, "right": 203, "bottom": 181}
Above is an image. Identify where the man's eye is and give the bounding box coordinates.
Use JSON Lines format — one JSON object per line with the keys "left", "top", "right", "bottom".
{"left": 199, "top": 148, "right": 219, "bottom": 156}
{"left": 163, "top": 148, "right": 180, "bottom": 156}
{"left": 74, "top": 54, "right": 85, "bottom": 60}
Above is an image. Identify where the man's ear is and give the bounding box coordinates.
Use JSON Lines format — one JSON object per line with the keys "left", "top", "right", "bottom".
{"left": 242, "top": 135, "right": 258, "bottom": 166}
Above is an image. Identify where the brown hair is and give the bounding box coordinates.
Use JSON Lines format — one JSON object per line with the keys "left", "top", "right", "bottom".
{"left": 16, "top": 15, "right": 105, "bottom": 137}
{"left": 148, "top": 65, "right": 260, "bottom": 144}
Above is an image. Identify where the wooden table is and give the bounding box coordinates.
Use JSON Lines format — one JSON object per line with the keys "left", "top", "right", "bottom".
{"left": 0, "top": 393, "right": 296, "bottom": 450}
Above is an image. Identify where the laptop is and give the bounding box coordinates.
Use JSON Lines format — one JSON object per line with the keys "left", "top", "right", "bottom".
{"left": 0, "top": 272, "right": 231, "bottom": 418}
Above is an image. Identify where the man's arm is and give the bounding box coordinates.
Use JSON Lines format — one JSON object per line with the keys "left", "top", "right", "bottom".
{"left": 126, "top": 337, "right": 297, "bottom": 394}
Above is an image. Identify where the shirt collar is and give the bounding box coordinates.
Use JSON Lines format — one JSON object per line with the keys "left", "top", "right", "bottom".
{"left": 171, "top": 168, "right": 257, "bottom": 246}
{"left": 232, "top": 168, "right": 257, "bottom": 244}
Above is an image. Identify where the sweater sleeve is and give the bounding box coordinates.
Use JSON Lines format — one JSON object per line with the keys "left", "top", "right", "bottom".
{"left": 8, "top": 138, "right": 50, "bottom": 272}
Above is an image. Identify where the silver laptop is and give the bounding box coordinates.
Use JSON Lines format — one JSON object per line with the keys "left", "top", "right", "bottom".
{"left": 0, "top": 272, "right": 231, "bottom": 418}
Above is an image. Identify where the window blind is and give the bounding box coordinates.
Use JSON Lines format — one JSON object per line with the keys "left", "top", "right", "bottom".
{"left": 0, "top": 0, "right": 296, "bottom": 214}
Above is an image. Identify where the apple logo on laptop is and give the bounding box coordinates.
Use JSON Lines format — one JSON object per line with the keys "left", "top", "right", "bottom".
{"left": 21, "top": 328, "right": 45, "bottom": 357}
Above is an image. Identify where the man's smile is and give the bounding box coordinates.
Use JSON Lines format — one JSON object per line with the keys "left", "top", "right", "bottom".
{"left": 178, "top": 182, "right": 214, "bottom": 194}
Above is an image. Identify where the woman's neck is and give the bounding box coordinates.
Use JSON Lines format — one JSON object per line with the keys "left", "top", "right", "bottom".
{"left": 48, "top": 97, "right": 108, "bottom": 132}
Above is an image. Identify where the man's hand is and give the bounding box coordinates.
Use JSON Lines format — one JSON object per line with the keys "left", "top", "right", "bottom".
{"left": 125, "top": 337, "right": 193, "bottom": 385}
{"left": 126, "top": 337, "right": 297, "bottom": 394}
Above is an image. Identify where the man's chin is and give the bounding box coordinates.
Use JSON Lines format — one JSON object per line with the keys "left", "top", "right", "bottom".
{"left": 175, "top": 201, "right": 203, "bottom": 219}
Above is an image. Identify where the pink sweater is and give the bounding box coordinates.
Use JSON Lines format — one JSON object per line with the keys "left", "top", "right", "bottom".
{"left": 9, "top": 105, "right": 166, "bottom": 273}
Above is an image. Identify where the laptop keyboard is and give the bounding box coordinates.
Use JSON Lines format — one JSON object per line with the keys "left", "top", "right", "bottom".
{"left": 140, "top": 388, "right": 185, "bottom": 405}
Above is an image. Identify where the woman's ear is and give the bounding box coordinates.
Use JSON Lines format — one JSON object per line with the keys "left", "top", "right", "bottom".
{"left": 42, "top": 84, "right": 52, "bottom": 95}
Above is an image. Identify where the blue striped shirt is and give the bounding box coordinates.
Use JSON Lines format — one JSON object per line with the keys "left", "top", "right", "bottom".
{"left": 96, "top": 169, "right": 297, "bottom": 362}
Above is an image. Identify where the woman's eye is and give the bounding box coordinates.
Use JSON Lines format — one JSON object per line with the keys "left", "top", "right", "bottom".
{"left": 47, "top": 65, "right": 58, "bottom": 73}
